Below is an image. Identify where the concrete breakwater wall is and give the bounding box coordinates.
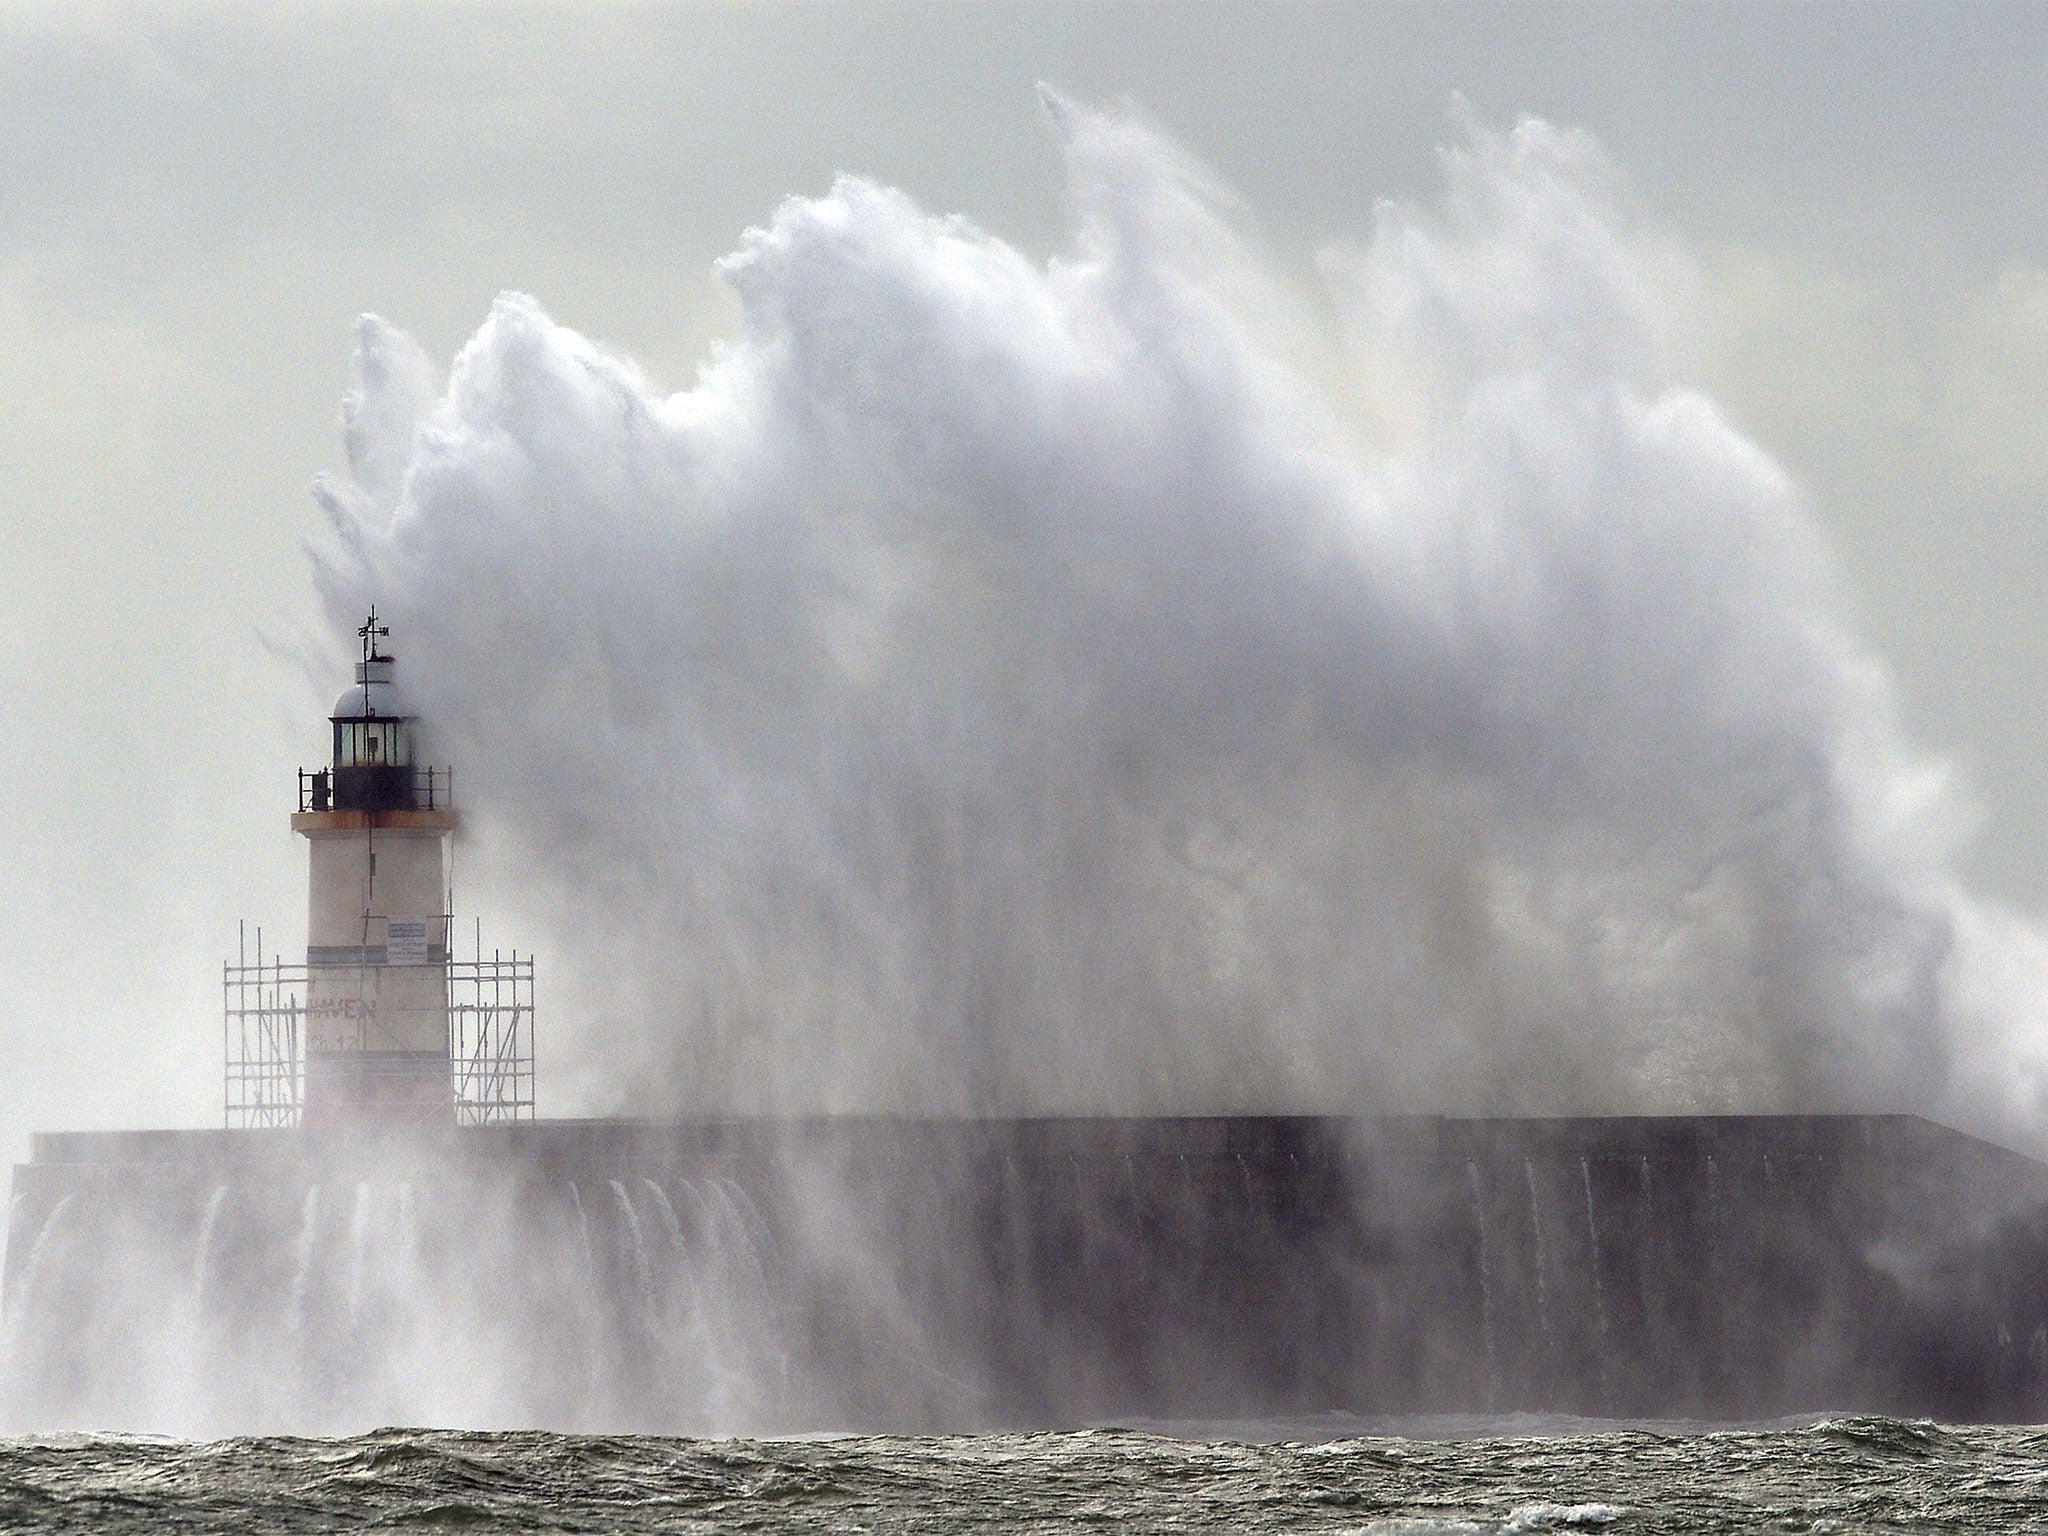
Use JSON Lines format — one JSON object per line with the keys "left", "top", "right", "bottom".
{"left": 6, "top": 1115, "right": 2048, "bottom": 1432}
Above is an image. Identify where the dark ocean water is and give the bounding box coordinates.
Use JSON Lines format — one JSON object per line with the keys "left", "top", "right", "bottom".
{"left": 1, "top": 1417, "right": 2044, "bottom": 1534}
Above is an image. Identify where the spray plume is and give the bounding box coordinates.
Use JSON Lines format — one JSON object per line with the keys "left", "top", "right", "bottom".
{"left": 310, "top": 97, "right": 2048, "bottom": 1145}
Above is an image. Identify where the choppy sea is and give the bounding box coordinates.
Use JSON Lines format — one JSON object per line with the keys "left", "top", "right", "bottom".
{"left": 1, "top": 1416, "right": 2043, "bottom": 1534}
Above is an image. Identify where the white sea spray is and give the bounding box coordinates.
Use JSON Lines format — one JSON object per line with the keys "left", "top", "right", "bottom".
{"left": 308, "top": 98, "right": 2048, "bottom": 1145}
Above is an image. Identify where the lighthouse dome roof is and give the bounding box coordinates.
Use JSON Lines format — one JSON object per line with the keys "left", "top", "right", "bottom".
{"left": 330, "top": 657, "right": 414, "bottom": 720}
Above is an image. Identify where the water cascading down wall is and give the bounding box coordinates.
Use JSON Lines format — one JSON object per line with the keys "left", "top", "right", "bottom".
{"left": 7, "top": 1113, "right": 2048, "bottom": 1434}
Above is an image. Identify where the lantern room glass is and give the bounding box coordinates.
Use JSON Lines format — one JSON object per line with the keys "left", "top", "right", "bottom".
{"left": 333, "top": 718, "right": 413, "bottom": 768}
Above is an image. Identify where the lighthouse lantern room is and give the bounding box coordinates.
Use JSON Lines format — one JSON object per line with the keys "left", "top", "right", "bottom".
{"left": 224, "top": 611, "right": 535, "bottom": 1129}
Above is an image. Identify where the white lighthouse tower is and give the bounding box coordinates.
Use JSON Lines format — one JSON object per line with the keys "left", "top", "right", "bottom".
{"left": 290, "top": 611, "right": 458, "bottom": 1124}
{"left": 224, "top": 611, "right": 534, "bottom": 1129}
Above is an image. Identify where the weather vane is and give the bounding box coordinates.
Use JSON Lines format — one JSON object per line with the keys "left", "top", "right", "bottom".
{"left": 357, "top": 605, "right": 390, "bottom": 670}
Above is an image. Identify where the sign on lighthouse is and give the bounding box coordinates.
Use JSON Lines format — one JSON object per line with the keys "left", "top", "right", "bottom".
{"left": 223, "top": 611, "right": 534, "bottom": 1129}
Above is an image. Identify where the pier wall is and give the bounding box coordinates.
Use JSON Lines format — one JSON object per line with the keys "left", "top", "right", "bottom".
{"left": 6, "top": 1115, "right": 2048, "bottom": 1432}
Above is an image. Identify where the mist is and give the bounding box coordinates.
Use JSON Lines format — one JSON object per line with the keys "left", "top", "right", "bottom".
{"left": 308, "top": 96, "right": 2048, "bottom": 1147}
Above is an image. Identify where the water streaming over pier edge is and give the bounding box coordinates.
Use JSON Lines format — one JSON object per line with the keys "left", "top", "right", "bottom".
{"left": 7, "top": 1115, "right": 2048, "bottom": 1436}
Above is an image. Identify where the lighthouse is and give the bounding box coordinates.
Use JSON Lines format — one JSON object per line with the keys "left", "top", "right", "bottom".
{"left": 221, "top": 614, "right": 532, "bottom": 1129}
{"left": 290, "top": 610, "right": 458, "bottom": 1125}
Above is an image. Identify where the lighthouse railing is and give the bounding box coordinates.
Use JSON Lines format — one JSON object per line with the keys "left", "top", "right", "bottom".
{"left": 297, "top": 765, "right": 454, "bottom": 813}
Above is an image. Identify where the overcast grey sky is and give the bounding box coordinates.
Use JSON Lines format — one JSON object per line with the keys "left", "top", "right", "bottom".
{"left": 2, "top": 1, "right": 2045, "bottom": 1153}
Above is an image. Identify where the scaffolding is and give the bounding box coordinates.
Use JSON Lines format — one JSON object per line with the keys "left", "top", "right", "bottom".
{"left": 223, "top": 919, "right": 536, "bottom": 1128}
{"left": 224, "top": 922, "right": 304, "bottom": 1128}
{"left": 450, "top": 946, "right": 537, "bottom": 1125}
